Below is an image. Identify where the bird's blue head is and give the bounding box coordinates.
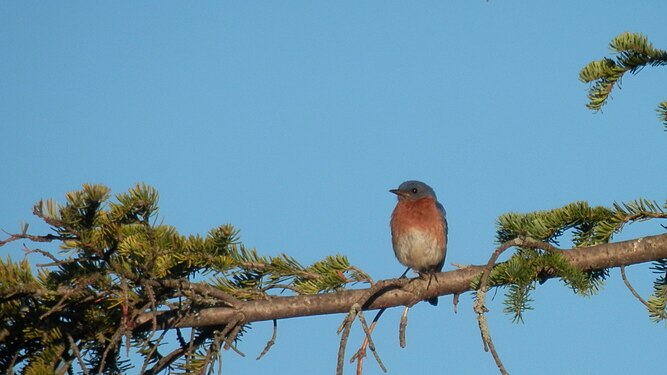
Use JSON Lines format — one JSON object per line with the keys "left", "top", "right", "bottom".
{"left": 390, "top": 180, "right": 437, "bottom": 201}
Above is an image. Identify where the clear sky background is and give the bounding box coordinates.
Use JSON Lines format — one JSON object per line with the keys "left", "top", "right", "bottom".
{"left": 1, "top": 2, "right": 666, "bottom": 374}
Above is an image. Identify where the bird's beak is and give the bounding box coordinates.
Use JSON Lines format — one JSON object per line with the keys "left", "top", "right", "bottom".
{"left": 389, "top": 189, "right": 405, "bottom": 196}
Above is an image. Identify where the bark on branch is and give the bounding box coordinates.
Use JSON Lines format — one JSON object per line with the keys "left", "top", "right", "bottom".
{"left": 135, "top": 233, "right": 667, "bottom": 331}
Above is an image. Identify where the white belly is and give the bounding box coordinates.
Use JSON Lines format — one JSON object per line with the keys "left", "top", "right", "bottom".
{"left": 393, "top": 228, "right": 444, "bottom": 272}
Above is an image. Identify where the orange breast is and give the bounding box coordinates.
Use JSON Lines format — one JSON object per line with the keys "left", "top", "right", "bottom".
{"left": 390, "top": 197, "right": 446, "bottom": 248}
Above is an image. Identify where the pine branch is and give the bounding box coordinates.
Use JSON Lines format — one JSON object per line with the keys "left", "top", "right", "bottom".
{"left": 580, "top": 32, "right": 667, "bottom": 129}
{"left": 135, "top": 233, "right": 667, "bottom": 330}
{"left": 0, "top": 184, "right": 373, "bottom": 373}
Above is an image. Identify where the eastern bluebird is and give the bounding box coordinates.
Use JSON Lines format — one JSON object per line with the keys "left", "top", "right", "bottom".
{"left": 390, "top": 180, "right": 448, "bottom": 305}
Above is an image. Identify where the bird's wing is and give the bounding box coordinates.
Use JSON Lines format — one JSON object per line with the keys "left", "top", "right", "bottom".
{"left": 436, "top": 201, "right": 448, "bottom": 237}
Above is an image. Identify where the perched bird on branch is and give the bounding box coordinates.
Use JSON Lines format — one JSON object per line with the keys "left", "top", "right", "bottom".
{"left": 390, "top": 180, "right": 448, "bottom": 305}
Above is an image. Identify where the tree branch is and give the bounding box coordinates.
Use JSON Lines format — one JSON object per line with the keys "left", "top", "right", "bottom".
{"left": 135, "top": 233, "right": 667, "bottom": 330}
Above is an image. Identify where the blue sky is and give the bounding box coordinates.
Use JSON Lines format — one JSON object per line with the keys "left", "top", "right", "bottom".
{"left": 1, "top": 2, "right": 666, "bottom": 374}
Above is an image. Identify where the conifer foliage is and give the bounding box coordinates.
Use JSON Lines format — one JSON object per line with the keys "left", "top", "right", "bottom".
{"left": 0, "top": 184, "right": 369, "bottom": 374}
{"left": 491, "top": 200, "right": 667, "bottom": 322}
{"left": 579, "top": 32, "right": 667, "bottom": 129}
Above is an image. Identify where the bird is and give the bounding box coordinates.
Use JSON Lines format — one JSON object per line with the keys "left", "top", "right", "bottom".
{"left": 390, "top": 180, "right": 448, "bottom": 305}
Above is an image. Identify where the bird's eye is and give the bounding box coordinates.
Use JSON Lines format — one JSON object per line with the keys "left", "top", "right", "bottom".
{"left": 411, "top": 188, "right": 418, "bottom": 194}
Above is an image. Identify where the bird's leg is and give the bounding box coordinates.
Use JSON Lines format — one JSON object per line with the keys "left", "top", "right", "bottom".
{"left": 418, "top": 272, "right": 437, "bottom": 291}
{"left": 417, "top": 272, "right": 440, "bottom": 305}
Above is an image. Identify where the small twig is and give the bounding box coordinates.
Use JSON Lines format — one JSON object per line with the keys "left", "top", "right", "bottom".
{"left": 345, "top": 270, "right": 416, "bottom": 374}
{"left": 36, "top": 257, "right": 81, "bottom": 268}
{"left": 238, "top": 261, "right": 322, "bottom": 280}
{"left": 66, "top": 334, "right": 88, "bottom": 375}
{"left": 336, "top": 304, "right": 359, "bottom": 375}
{"left": 348, "top": 265, "right": 375, "bottom": 285}
{"left": 213, "top": 332, "right": 225, "bottom": 374}
{"left": 473, "top": 238, "right": 523, "bottom": 375}
{"left": 223, "top": 323, "right": 246, "bottom": 357}
{"left": 201, "top": 331, "right": 225, "bottom": 375}
{"left": 185, "top": 328, "right": 196, "bottom": 368}
{"left": 40, "top": 272, "right": 105, "bottom": 319}
{"left": 146, "top": 346, "right": 189, "bottom": 375}
{"left": 474, "top": 290, "right": 491, "bottom": 353}
{"left": 0, "top": 232, "right": 63, "bottom": 247}
{"left": 453, "top": 293, "right": 460, "bottom": 313}
{"left": 120, "top": 277, "right": 133, "bottom": 356}
{"left": 22, "top": 245, "right": 60, "bottom": 264}
{"left": 338, "top": 275, "right": 414, "bottom": 374}
{"left": 473, "top": 236, "right": 563, "bottom": 375}
{"left": 32, "top": 202, "right": 67, "bottom": 227}
{"left": 355, "top": 309, "right": 387, "bottom": 373}
{"left": 145, "top": 332, "right": 210, "bottom": 375}
{"left": 261, "top": 283, "right": 302, "bottom": 295}
{"left": 521, "top": 238, "right": 564, "bottom": 254}
{"left": 40, "top": 288, "right": 77, "bottom": 320}
{"left": 188, "top": 328, "right": 197, "bottom": 361}
{"left": 620, "top": 265, "right": 650, "bottom": 307}
{"left": 98, "top": 326, "right": 125, "bottom": 375}
{"left": 350, "top": 307, "right": 386, "bottom": 374}
{"left": 620, "top": 265, "right": 667, "bottom": 319}
{"left": 399, "top": 307, "right": 409, "bottom": 348}
{"left": 138, "top": 282, "right": 159, "bottom": 351}
{"left": 155, "top": 279, "right": 241, "bottom": 308}
{"left": 256, "top": 320, "right": 278, "bottom": 360}
{"left": 139, "top": 328, "right": 170, "bottom": 374}
{"left": 217, "top": 313, "right": 246, "bottom": 357}
{"left": 219, "top": 314, "right": 239, "bottom": 340}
